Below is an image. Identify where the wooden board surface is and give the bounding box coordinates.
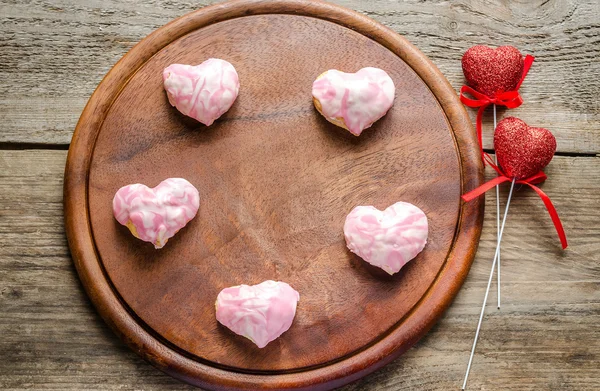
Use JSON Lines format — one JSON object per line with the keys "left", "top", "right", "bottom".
{"left": 64, "top": 1, "right": 482, "bottom": 388}
{"left": 1, "top": 0, "right": 599, "bottom": 390}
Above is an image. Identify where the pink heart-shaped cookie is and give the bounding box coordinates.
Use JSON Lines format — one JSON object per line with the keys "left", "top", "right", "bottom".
{"left": 312, "top": 67, "right": 395, "bottom": 136}
{"left": 112, "top": 178, "right": 200, "bottom": 249}
{"left": 344, "top": 202, "right": 428, "bottom": 275}
{"left": 216, "top": 281, "right": 300, "bottom": 348}
{"left": 494, "top": 117, "right": 556, "bottom": 179}
{"left": 163, "top": 58, "right": 240, "bottom": 126}
{"left": 462, "top": 45, "right": 524, "bottom": 97}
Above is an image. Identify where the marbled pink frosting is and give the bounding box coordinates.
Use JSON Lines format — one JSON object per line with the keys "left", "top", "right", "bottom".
{"left": 344, "top": 202, "right": 428, "bottom": 275}
{"left": 163, "top": 59, "right": 239, "bottom": 126}
{"left": 312, "top": 67, "right": 395, "bottom": 136}
{"left": 215, "top": 280, "right": 300, "bottom": 348}
{"left": 112, "top": 178, "right": 200, "bottom": 249}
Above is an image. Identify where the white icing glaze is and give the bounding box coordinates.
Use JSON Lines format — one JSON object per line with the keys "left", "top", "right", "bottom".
{"left": 215, "top": 280, "right": 299, "bottom": 348}
{"left": 163, "top": 59, "right": 239, "bottom": 126}
{"left": 112, "top": 178, "right": 200, "bottom": 249}
{"left": 312, "top": 67, "right": 395, "bottom": 136}
{"left": 344, "top": 202, "right": 428, "bottom": 275}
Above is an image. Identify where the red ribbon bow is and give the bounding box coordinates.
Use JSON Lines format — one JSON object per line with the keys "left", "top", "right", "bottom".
{"left": 460, "top": 55, "right": 535, "bottom": 160}
{"left": 462, "top": 153, "right": 568, "bottom": 249}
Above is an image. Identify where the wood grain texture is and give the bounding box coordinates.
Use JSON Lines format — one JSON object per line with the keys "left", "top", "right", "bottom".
{"left": 1, "top": 0, "right": 599, "bottom": 389}
{"left": 0, "top": 0, "right": 599, "bottom": 153}
{"left": 63, "top": 1, "right": 482, "bottom": 388}
{"left": 1, "top": 150, "right": 598, "bottom": 390}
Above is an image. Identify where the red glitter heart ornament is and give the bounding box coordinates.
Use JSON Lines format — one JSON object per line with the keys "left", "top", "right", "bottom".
{"left": 494, "top": 117, "right": 556, "bottom": 179}
{"left": 462, "top": 45, "right": 524, "bottom": 97}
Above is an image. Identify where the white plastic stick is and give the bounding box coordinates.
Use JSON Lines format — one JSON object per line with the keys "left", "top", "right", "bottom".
{"left": 493, "top": 104, "right": 501, "bottom": 310}
{"left": 462, "top": 178, "right": 516, "bottom": 390}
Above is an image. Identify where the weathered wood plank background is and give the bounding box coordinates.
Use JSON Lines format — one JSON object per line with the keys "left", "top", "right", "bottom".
{"left": 1, "top": 0, "right": 598, "bottom": 390}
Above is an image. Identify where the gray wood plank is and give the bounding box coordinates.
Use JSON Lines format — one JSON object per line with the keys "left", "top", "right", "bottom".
{"left": 0, "top": 150, "right": 598, "bottom": 390}
{"left": 0, "top": 0, "right": 598, "bottom": 153}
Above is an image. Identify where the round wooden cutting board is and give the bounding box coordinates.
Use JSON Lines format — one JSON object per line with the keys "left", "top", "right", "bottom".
{"left": 64, "top": 0, "right": 483, "bottom": 389}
